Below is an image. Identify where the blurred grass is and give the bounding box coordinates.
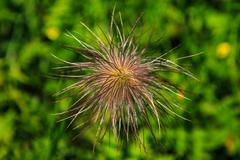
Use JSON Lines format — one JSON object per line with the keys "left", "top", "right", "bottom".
{"left": 0, "top": 0, "right": 240, "bottom": 159}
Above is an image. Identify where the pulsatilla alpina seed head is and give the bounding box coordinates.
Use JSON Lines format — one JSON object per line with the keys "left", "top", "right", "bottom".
{"left": 52, "top": 9, "right": 198, "bottom": 145}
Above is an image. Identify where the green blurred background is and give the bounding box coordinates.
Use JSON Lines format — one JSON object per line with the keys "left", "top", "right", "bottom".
{"left": 0, "top": 0, "right": 240, "bottom": 159}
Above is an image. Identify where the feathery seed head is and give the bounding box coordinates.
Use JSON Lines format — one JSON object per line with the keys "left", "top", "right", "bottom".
{"left": 52, "top": 9, "right": 197, "bottom": 145}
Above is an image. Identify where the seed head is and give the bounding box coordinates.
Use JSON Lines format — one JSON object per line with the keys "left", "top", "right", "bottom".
{"left": 52, "top": 10, "right": 197, "bottom": 145}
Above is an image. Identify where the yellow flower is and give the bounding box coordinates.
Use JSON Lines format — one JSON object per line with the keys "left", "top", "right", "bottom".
{"left": 46, "top": 27, "right": 60, "bottom": 40}
{"left": 216, "top": 42, "right": 231, "bottom": 58}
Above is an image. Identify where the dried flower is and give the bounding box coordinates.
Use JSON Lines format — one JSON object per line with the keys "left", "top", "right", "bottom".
{"left": 52, "top": 9, "right": 198, "bottom": 145}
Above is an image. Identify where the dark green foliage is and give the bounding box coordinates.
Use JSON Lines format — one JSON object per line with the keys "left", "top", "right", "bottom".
{"left": 0, "top": 0, "right": 240, "bottom": 159}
